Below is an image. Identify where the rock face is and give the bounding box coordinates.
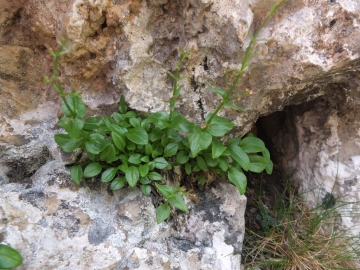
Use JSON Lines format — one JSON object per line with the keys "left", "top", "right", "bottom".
{"left": 1, "top": 0, "right": 360, "bottom": 268}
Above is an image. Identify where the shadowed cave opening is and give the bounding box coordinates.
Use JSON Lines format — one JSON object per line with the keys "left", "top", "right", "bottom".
{"left": 244, "top": 84, "right": 347, "bottom": 232}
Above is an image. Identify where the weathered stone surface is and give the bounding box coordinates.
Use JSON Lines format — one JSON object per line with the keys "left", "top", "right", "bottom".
{"left": 261, "top": 82, "right": 360, "bottom": 236}
{"left": 1, "top": 0, "right": 360, "bottom": 268}
{"left": 0, "top": 147, "right": 246, "bottom": 269}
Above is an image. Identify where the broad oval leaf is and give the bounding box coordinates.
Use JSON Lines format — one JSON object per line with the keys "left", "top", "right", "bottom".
{"left": 153, "top": 157, "right": 168, "bottom": 169}
{"left": 111, "top": 177, "right": 127, "bottom": 190}
{"left": 57, "top": 116, "right": 84, "bottom": 139}
{"left": 196, "top": 155, "right": 208, "bottom": 171}
{"left": 155, "top": 183, "right": 174, "bottom": 198}
{"left": 54, "top": 134, "right": 82, "bottom": 152}
{"left": 125, "top": 166, "right": 139, "bottom": 187}
{"left": 164, "top": 143, "right": 178, "bottom": 158}
{"left": 168, "top": 194, "right": 188, "bottom": 212}
{"left": 239, "top": 137, "right": 266, "bottom": 153}
{"left": 148, "top": 172, "right": 162, "bottom": 181}
{"left": 84, "top": 162, "right": 102, "bottom": 178}
{"left": 128, "top": 153, "right": 142, "bottom": 164}
{"left": 101, "top": 167, "right": 118, "bottom": 182}
{"left": 70, "top": 165, "right": 83, "bottom": 185}
{"left": 148, "top": 111, "right": 169, "bottom": 129}
{"left": 204, "top": 153, "right": 218, "bottom": 167}
{"left": 100, "top": 144, "right": 117, "bottom": 163}
{"left": 228, "top": 167, "right": 247, "bottom": 194}
{"left": 61, "top": 95, "right": 87, "bottom": 118}
{"left": 176, "top": 151, "right": 189, "bottom": 164}
{"left": 205, "top": 113, "right": 234, "bottom": 137}
{"left": 139, "top": 164, "right": 149, "bottom": 177}
{"left": 126, "top": 127, "right": 148, "bottom": 145}
{"left": 112, "top": 132, "right": 126, "bottom": 152}
{"left": 228, "top": 144, "right": 250, "bottom": 171}
{"left": 156, "top": 203, "right": 170, "bottom": 224}
{"left": 169, "top": 114, "right": 195, "bottom": 133}
{"left": 129, "top": 117, "right": 141, "bottom": 127}
{"left": 219, "top": 156, "right": 229, "bottom": 172}
{"left": 212, "top": 138, "right": 227, "bottom": 159}
{"left": 188, "top": 126, "right": 212, "bottom": 157}
{"left": 249, "top": 155, "right": 269, "bottom": 173}
{"left": 85, "top": 134, "right": 109, "bottom": 154}
{"left": 0, "top": 244, "right": 23, "bottom": 269}
{"left": 141, "top": 184, "right": 151, "bottom": 196}
{"left": 83, "top": 117, "right": 104, "bottom": 130}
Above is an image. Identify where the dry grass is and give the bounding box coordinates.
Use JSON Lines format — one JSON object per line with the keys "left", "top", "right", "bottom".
{"left": 242, "top": 178, "right": 360, "bottom": 270}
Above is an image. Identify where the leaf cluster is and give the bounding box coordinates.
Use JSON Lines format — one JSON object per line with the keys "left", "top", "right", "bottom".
{"left": 46, "top": 0, "right": 285, "bottom": 223}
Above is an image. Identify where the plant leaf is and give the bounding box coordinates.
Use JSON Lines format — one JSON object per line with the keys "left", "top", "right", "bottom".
{"left": 85, "top": 134, "right": 109, "bottom": 154}
{"left": 128, "top": 153, "right": 142, "bottom": 164}
{"left": 129, "top": 117, "right": 141, "bottom": 127}
{"left": 126, "top": 127, "right": 148, "bottom": 145}
{"left": 228, "top": 167, "right": 247, "bottom": 194}
{"left": 249, "top": 155, "right": 269, "bottom": 173}
{"left": 125, "top": 166, "right": 139, "bottom": 187}
{"left": 119, "top": 95, "right": 128, "bottom": 114}
{"left": 212, "top": 138, "right": 227, "bottom": 158}
{"left": 156, "top": 203, "right": 171, "bottom": 224}
{"left": 205, "top": 114, "right": 234, "bottom": 137}
{"left": 148, "top": 171, "right": 162, "bottom": 181}
{"left": 196, "top": 155, "right": 208, "bottom": 171}
{"left": 57, "top": 116, "right": 84, "bottom": 139}
{"left": 145, "top": 143, "right": 153, "bottom": 155}
{"left": 164, "top": 143, "right": 178, "bottom": 158}
{"left": 176, "top": 151, "right": 189, "bottom": 164}
{"left": 185, "top": 163, "right": 192, "bottom": 175}
{"left": 153, "top": 157, "right": 168, "bottom": 169}
{"left": 168, "top": 194, "right": 188, "bottom": 212}
{"left": 110, "top": 177, "right": 126, "bottom": 190}
{"left": 228, "top": 144, "right": 250, "bottom": 171}
{"left": 149, "top": 127, "right": 163, "bottom": 142}
{"left": 148, "top": 111, "right": 169, "bottom": 129}
{"left": 112, "top": 132, "right": 126, "bottom": 152}
{"left": 224, "top": 101, "right": 245, "bottom": 111}
{"left": 61, "top": 95, "right": 87, "bottom": 118}
{"left": 208, "top": 83, "right": 226, "bottom": 98}
{"left": 219, "top": 156, "right": 229, "bottom": 171}
{"left": 101, "top": 167, "right": 118, "bottom": 182}
{"left": 239, "top": 137, "right": 266, "bottom": 153}
{"left": 155, "top": 183, "right": 174, "bottom": 198}
{"left": 0, "top": 244, "right": 23, "bottom": 269}
{"left": 266, "top": 159, "right": 273, "bottom": 174}
{"left": 141, "top": 184, "right": 151, "bottom": 195}
{"left": 100, "top": 144, "right": 117, "bottom": 163}
{"left": 139, "top": 164, "right": 149, "bottom": 177}
{"left": 84, "top": 162, "right": 102, "bottom": 178}
{"left": 204, "top": 153, "right": 218, "bottom": 167}
{"left": 83, "top": 117, "right": 104, "bottom": 130}
{"left": 169, "top": 114, "right": 195, "bottom": 133}
{"left": 188, "top": 126, "right": 212, "bottom": 157}
{"left": 54, "top": 134, "right": 82, "bottom": 152}
{"left": 70, "top": 165, "right": 83, "bottom": 185}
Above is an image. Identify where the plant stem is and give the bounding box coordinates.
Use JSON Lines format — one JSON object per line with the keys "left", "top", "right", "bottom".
{"left": 206, "top": 0, "right": 287, "bottom": 125}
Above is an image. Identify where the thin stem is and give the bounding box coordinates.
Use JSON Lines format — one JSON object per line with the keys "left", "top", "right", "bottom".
{"left": 49, "top": 45, "right": 76, "bottom": 116}
{"left": 206, "top": 0, "right": 287, "bottom": 125}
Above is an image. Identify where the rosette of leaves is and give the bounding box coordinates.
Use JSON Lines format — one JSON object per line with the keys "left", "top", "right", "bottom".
{"left": 46, "top": 0, "right": 283, "bottom": 223}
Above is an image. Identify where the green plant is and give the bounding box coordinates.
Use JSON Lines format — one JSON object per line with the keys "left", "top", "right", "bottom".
{"left": 242, "top": 176, "right": 360, "bottom": 270}
{"left": 45, "top": 1, "right": 287, "bottom": 223}
{"left": 0, "top": 244, "right": 23, "bottom": 269}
